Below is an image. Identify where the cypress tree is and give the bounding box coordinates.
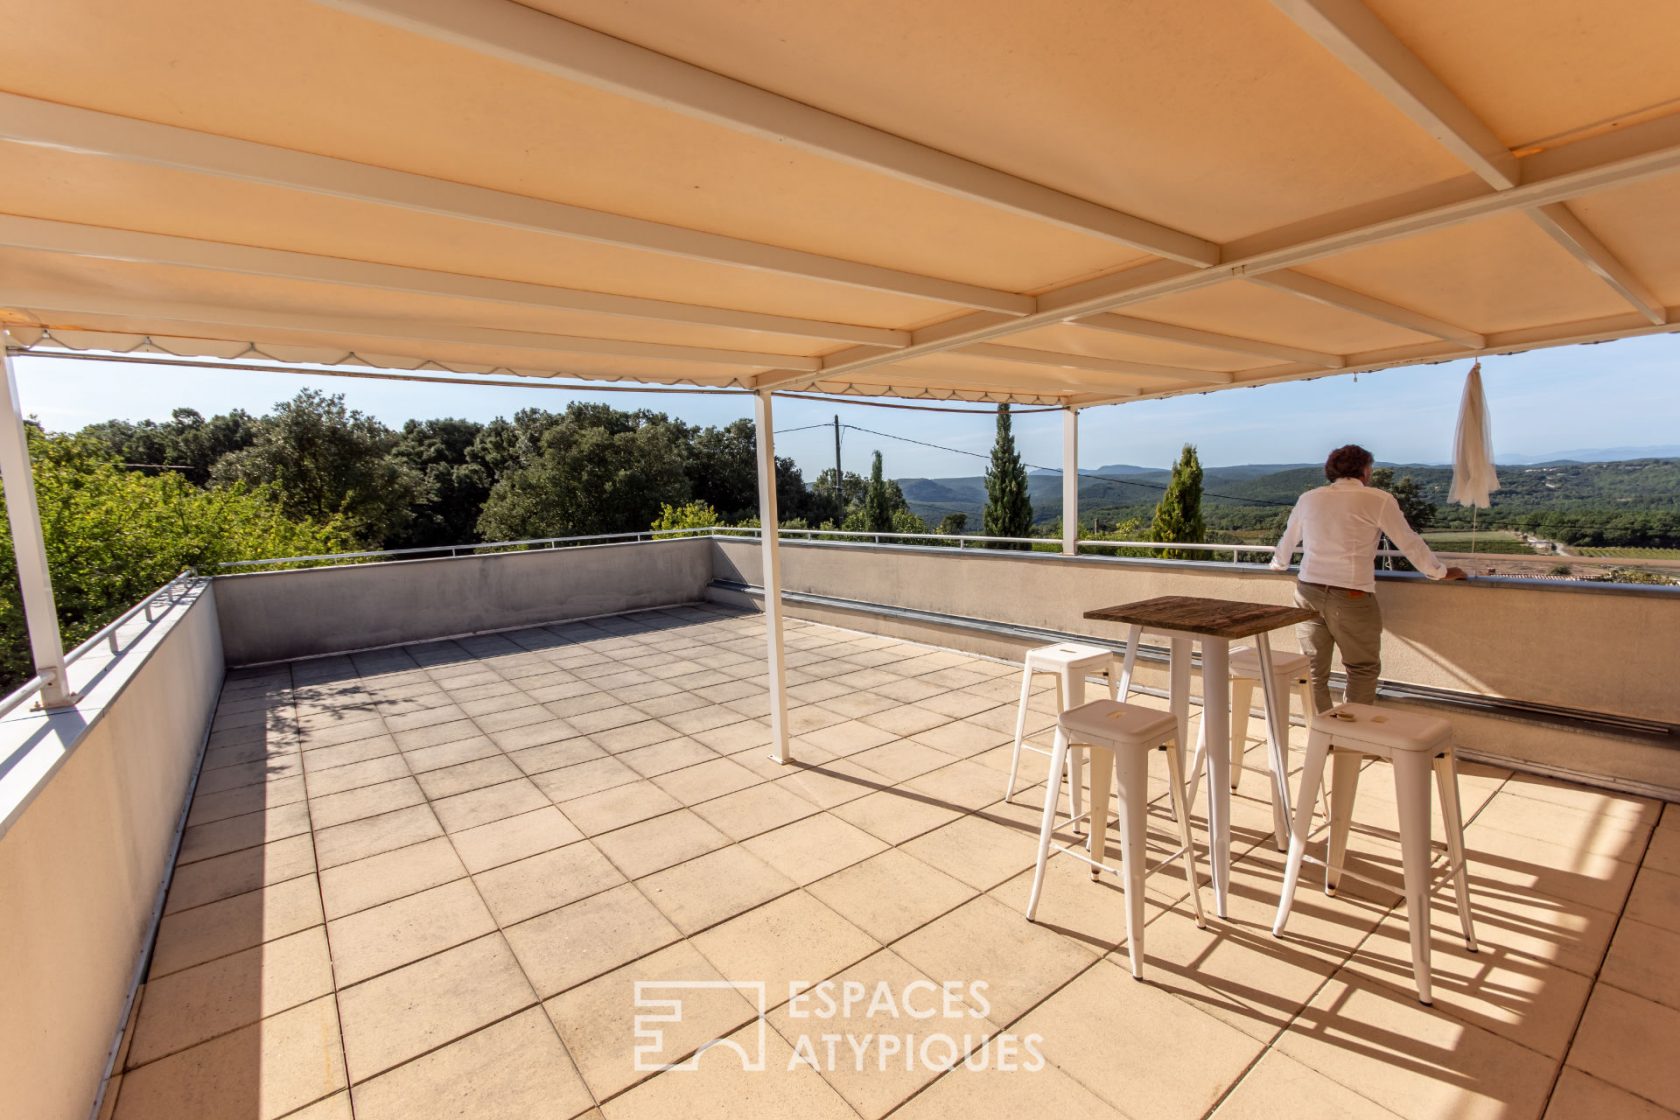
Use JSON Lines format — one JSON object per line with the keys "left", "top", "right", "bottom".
{"left": 983, "top": 403, "right": 1033, "bottom": 549}
{"left": 863, "top": 450, "right": 893, "bottom": 533}
{"left": 1150, "top": 444, "right": 1206, "bottom": 560}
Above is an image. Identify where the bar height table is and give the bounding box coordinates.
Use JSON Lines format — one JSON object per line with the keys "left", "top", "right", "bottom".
{"left": 1084, "top": 596, "right": 1318, "bottom": 918}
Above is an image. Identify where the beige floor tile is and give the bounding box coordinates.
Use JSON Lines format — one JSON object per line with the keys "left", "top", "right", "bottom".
{"left": 592, "top": 809, "right": 732, "bottom": 879}
{"left": 1427, "top": 877, "right": 1620, "bottom": 980}
{"left": 128, "top": 927, "right": 334, "bottom": 1067}
{"left": 114, "top": 996, "right": 346, "bottom": 1120}
{"left": 910, "top": 721, "right": 1011, "bottom": 759}
{"left": 545, "top": 942, "right": 760, "bottom": 1103}
{"left": 1462, "top": 822, "right": 1640, "bottom": 916}
{"left": 1567, "top": 983, "right": 1680, "bottom": 1112}
{"left": 433, "top": 778, "right": 551, "bottom": 833}
{"left": 314, "top": 805, "right": 443, "bottom": 870}
{"left": 149, "top": 875, "right": 325, "bottom": 978}
{"left": 798, "top": 719, "right": 900, "bottom": 757}
{"left": 451, "top": 805, "right": 585, "bottom": 874}
{"left": 860, "top": 705, "right": 952, "bottom": 738}
{"left": 415, "top": 754, "right": 523, "bottom": 800}
{"left": 892, "top": 1048, "right": 1128, "bottom": 1120}
{"left": 1545, "top": 1067, "right": 1680, "bottom": 1120}
{"left": 1019, "top": 958, "right": 1268, "bottom": 1119}
{"left": 317, "top": 836, "right": 465, "bottom": 920}
{"left": 560, "top": 780, "right": 684, "bottom": 836}
{"left": 902, "top": 758, "right": 1014, "bottom": 813}
{"left": 767, "top": 761, "right": 884, "bottom": 809}
{"left": 273, "top": 1090, "right": 353, "bottom": 1120}
{"left": 509, "top": 736, "right": 608, "bottom": 776}
{"left": 638, "top": 845, "right": 797, "bottom": 934}
{"left": 400, "top": 735, "right": 500, "bottom": 774}
{"left": 894, "top": 895, "right": 1099, "bottom": 1024}
{"left": 691, "top": 783, "right": 819, "bottom": 841}
{"left": 507, "top": 882, "right": 682, "bottom": 997}
{"left": 351, "top": 1007, "right": 595, "bottom": 1120}
{"left": 392, "top": 717, "right": 482, "bottom": 751}
{"left": 831, "top": 788, "right": 964, "bottom": 845}
{"left": 327, "top": 878, "right": 497, "bottom": 985}
{"left": 473, "top": 839, "right": 627, "bottom": 926}
{"left": 1468, "top": 792, "right": 1655, "bottom": 862}
{"left": 619, "top": 737, "right": 718, "bottom": 778}
{"left": 848, "top": 741, "right": 964, "bottom": 783}
{"left": 533, "top": 756, "right": 641, "bottom": 802}
{"left": 302, "top": 754, "right": 410, "bottom": 798}
{"left": 176, "top": 801, "right": 314, "bottom": 865}
{"left": 692, "top": 891, "right": 880, "bottom": 1010}
{"left": 1213, "top": 1050, "right": 1405, "bottom": 1119}
{"left": 807, "top": 848, "right": 977, "bottom": 944}
{"left": 307, "top": 777, "right": 427, "bottom": 831}
{"left": 301, "top": 735, "right": 401, "bottom": 774}
{"left": 1602, "top": 917, "right": 1680, "bottom": 1012}
{"left": 648, "top": 757, "right": 761, "bottom": 804}
{"left": 1274, "top": 975, "right": 1556, "bottom": 1120}
{"left": 600, "top": 1022, "right": 856, "bottom": 1120}
{"left": 297, "top": 713, "right": 388, "bottom": 749}
{"left": 1501, "top": 774, "right": 1662, "bottom": 824}
{"left": 1626, "top": 865, "right": 1680, "bottom": 932}
{"left": 336, "top": 934, "right": 535, "bottom": 1084}
{"left": 692, "top": 716, "right": 773, "bottom": 754}
{"left": 1645, "top": 808, "right": 1680, "bottom": 877}
{"left": 901, "top": 814, "right": 1038, "bottom": 892}
{"left": 770, "top": 947, "right": 998, "bottom": 1119}
{"left": 741, "top": 813, "right": 889, "bottom": 886}
{"left": 591, "top": 718, "right": 682, "bottom": 754}
{"left": 164, "top": 834, "right": 317, "bottom": 913}
{"left": 185, "top": 775, "right": 308, "bottom": 828}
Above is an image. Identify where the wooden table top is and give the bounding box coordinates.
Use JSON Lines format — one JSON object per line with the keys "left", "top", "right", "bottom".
{"left": 1084, "top": 596, "right": 1318, "bottom": 640}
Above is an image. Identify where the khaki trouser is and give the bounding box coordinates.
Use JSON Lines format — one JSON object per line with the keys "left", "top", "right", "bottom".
{"left": 1293, "top": 580, "right": 1383, "bottom": 712}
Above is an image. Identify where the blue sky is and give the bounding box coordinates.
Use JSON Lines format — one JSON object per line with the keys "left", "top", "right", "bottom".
{"left": 12, "top": 331, "right": 1680, "bottom": 480}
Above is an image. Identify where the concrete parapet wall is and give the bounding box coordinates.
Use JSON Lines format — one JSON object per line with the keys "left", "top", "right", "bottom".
{"left": 214, "top": 537, "right": 715, "bottom": 665}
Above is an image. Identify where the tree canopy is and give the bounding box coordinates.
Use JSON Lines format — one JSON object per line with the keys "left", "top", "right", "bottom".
{"left": 983, "top": 403, "right": 1033, "bottom": 549}
{"left": 1149, "top": 444, "right": 1207, "bottom": 560}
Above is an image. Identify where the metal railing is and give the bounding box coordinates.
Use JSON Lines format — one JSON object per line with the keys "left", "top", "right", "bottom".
{"left": 0, "top": 569, "right": 200, "bottom": 720}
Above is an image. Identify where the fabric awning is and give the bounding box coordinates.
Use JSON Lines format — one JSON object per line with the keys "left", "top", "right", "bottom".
{"left": 1, "top": 0, "right": 1678, "bottom": 403}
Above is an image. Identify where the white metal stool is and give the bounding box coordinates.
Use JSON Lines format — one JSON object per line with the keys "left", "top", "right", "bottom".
{"left": 1004, "top": 643, "right": 1121, "bottom": 830}
{"left": 1186, "top": 645, "right": 1325, "bottom": 842}
{"left": 1026, "top": 699, "right": 1206, "bottom": 980}
{"left": 1272, "top": 703, "right": 1478, "bottom": 1004}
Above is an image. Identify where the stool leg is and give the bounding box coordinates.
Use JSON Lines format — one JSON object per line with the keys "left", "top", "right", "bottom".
{"left": 1300, "top": 680, "right": 1331, "bottom": 819}
{"left": 1084, "top": 746, "right": 1114, "bottom": 880}
{"left": 1183, "top": 717, "right": 1207, "bottom": 821}
{"left": 1061, "top": 669, "right": 1085, "bottom": 835}
{"left": 1392, "top": 749, "right": 1436, "bottom": 1004}
{"left": 1004, "top": 664, "right": 1034, "bottom": 804}
{"left": 1229, "top": 676, "right": 1255, "bottom": 789}
{"left": 1434, "top": 752, "right": 1479, "bottom": 952}
{"left": 1162, "top": 737, "right": 1206, "bottom": 929}
{"left": 1325, "top": 751, "right": 1362, "bottom": 895}
{"left": 1272, "top": 725, "right": 1330, "bottom": 938}
{"left": 1114, "top": 742, "right": 1150, "bottom": 979}
{"left": 1025, "top": 728, "right": 1070, "bottom": 922}
{"left": 1116, "top": 625, "right": 1142, "bottom": 700}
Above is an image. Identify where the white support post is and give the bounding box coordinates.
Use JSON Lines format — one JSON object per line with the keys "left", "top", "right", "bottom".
{"left": 0, "top": 338, "right": 74, "bottom": 707}
{"left": 753, "top": 390, "right": 791, "bottom": 764}
{"left": 1062, "top": 407, "right": 1079, "bottom": 556}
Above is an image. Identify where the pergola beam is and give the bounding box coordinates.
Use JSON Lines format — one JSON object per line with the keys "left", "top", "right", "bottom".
{"left": 0, "top": 214, "right": 911, "bottom": 349}
{"left": 1245, "top": 271, "right": 1485, "bottom": 348}
{"left": 321, "top": 0, "right": 1221, "bottom": 266}
{"left": 1071, "top": 312, "right": 1344, "bottom": 368}
{"left": 0, "top": 291, "right": 806, "bottom": 372}
{"left": 1268, "top": 0, "right": 1518, "bottom": 188}
{"left": 1526, "top": 203, "right": 1667, "bottom": 326}
{"left": 1270, "top": 0, "right": 1665, "bottom": 325}
{"left": 960, "top": 343, "right": 1235, "bottom": 385}
{"left": 0, "top": 93, "right": 1033, "bottom": 316}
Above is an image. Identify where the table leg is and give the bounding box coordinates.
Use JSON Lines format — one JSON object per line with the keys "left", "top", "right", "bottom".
{"left": 1200, "top": 637, "right": 1231, "bottom": 919}
{"left": 1084, "top": 746, "right": 1114, "bottom": 879}
{"left": 1254, "top": 631, "right": 1294, "bottom": 851}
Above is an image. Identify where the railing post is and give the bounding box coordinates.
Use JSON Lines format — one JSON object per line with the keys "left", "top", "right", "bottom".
{"left": 1062, "top": 406, "right": 1079, "bottom": 556}
{"left": 0, "top": 337, "right": 75, "bottom": 707}
{"left": 754, "top": 390, "right": 791, "bottom": 765}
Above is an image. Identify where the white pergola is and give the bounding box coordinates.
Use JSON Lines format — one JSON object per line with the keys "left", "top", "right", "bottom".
{"left": 3, "top": 0, "right": 1679, "bottom": 758}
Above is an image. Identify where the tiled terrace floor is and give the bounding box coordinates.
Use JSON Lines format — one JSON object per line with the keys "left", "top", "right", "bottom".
{"left": 104, "top": 605, "right": 1679, "bottom": 1120}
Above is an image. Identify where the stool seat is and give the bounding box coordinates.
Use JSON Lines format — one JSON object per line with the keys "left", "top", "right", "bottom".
{"left": 1311, "top": 703, "right": 1451, "bottom": 753}
{"left": 1059, "top": 700, "right": 1177, "bottom": 745}
{"left": 1229, "top": 645, "right": 1311, "bottom": 678}
{"left": 1026, "top": 642, "right": 1114, "bottom": 672}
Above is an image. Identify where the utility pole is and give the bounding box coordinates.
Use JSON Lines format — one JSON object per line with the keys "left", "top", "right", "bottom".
{"left": 832, "top": 415, "right": 844, "bottom": 519}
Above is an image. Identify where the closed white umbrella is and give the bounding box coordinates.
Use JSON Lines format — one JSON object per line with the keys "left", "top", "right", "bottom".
{"left": 1448, "top": 361, "right": 1500, "bottom": 508}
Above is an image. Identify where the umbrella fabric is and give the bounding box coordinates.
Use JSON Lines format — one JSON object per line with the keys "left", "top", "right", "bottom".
{"left": 1448, "top": 361, "right": 1500, "bottom": 508}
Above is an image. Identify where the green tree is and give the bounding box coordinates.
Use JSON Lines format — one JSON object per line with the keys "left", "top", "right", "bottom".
{"left": 1370, "top": 466, "right": 1435, "bottom": 532}
{"left": 388, "top": 418, "right": 491, "bottom": 549}
{"left": 983, "top": 403, "right": 1033, "bottom": 549}
{"left": 937, "top": 512, "right": 968, "bottom": 535}
{"left": 651, "top": 500, "right": 722, "bottom": 534}
{"left": 0, "top": 428, "right": 349, "bottom": 690}
{"left": 862, "top": 451, "right": 893, "bottom": 534}
{"left": 82, "top": 407, "right": 258, "bottom": 485}
{"left": 212, "top": 390, "right": 423, "bottom": 547}
{"left": 1149, "top": 444, "right": 1207, "bottom": 560}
